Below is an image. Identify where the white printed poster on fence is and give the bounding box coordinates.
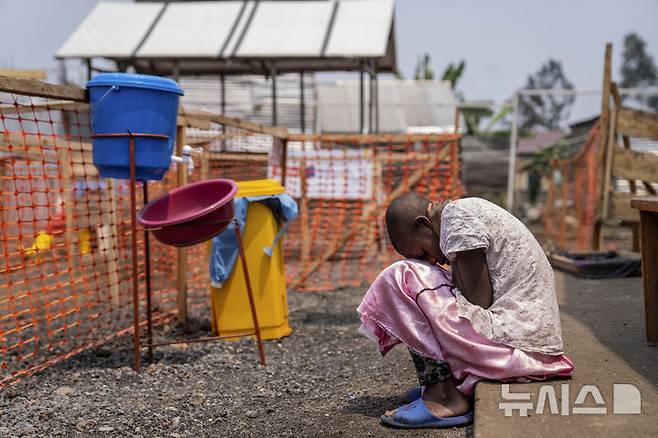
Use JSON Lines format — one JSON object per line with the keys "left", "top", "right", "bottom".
{"left": 269, "top": 149, "right": 373, "bottom": 200}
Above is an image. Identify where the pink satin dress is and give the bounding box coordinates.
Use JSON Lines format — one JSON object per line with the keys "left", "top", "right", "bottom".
{"left": 357, "top": 260, "right": 574, "bottom": 396}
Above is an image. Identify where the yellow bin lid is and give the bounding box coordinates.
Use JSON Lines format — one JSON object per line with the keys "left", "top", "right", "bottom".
{"left": 236, "top": 179, "right": 285, "bottom": 197}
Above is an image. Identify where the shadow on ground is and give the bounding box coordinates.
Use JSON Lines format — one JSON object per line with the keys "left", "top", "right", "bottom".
{"left": 301, "top": 310, "right": 360, "bottom": 326}
{"left": 342, "top": 394, "right": 401, "bottom": 417}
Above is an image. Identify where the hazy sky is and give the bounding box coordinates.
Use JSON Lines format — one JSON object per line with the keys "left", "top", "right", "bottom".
{"left": 1, "top": 0, "right": 657, "bottom": 120}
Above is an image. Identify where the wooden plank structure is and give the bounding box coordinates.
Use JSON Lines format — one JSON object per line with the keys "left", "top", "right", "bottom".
{"left": 175, "top": 125, "right": 189, "bottom": 325}
{"left": 0, "top": 75, "right": 87, "bottom": 102}
{"left": 594, "top": 44, "right": 658, "bottom": 250}
{"left": 586, "top": 46, "right": 658, "bottom": 344}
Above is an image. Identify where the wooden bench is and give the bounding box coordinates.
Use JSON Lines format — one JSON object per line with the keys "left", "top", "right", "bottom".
{"left": 631, "top": 196, "right": 658, "bottom": 343}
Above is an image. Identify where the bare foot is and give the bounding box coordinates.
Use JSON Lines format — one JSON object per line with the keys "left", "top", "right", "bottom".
{"left": 422, "top": 379, "right": 469, "bottom": 417}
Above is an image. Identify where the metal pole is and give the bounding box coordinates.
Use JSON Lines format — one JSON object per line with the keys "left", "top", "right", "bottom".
{"left": 220, "top": 73, "right": 226, "bottom": 114}
{"left": 271, "top": 69, "right": 277, "bottom": 126}
{"left": 143, "top": 182, "right": 153, "bottom": 363}
{"left": 129, "top": 135, "right": 141, "bottom": 372}
{"left": 368, "top": 69, "right": 373, "bottom": 134}
{"left": 514, "top": 87, "right": 658, "bottom": 97}
{"left": 300, "top": 71, "right": 306, "bottom": 134}
{"left": 86, "top": 58, "right": 92, "bottom": 81}
{"left": 233, "top": 220, "right": 266, "bottom": 366}
{"left": 506, "top": 91, "right": 520, "bottom": 212}
{"left": 220, "top": 73, "right": 226, "bottom": 151}
{"left": 374, "top": 63, "right": 379, "bottom": 133}
{"left": 359, "top": 66, "right": 364, "bottom": 134}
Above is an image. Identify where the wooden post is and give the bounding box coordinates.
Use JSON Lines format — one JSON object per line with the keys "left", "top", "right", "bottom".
{"left": 299, "top": 157, "right": 310, "bottom": 267}
{"left": 372, "top": 149, "right": 385, "bottom": 265}
{"left": 200, "top": 149, "right": 210, "bottom": 181}
{"left": 639, "top": 210, "right": 658, "bottom": 343}
{"left": 100, "top": 179, "right": 120, "bottom": 308}
{"left": 631, "top": 197, "right": 658, "bottom": 343}
{"left": 632, "top": 222, "right": 641, "bottom": 252}
{"left": 593, "top": 43, "right": 613, "bottom": 250}
{"left": 176, "top": 125, "right": 188, "bottom": 325}
{"left": 601, "top": 102, "right": 618, "bottom": 220}
{"left": 610, "top": 83, "right": 637, "bottom": 193}
{"left": 506, "top": 91, "right": 520, "bottom": 212}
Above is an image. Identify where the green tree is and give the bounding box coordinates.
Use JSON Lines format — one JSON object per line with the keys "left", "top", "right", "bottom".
{"left": 519, "top": 59, "right": 575, "bottom": 130}
{"left": 441, "top": 61, "right": 465, "bottom": 89}
{"left": 620, "top": 32, "right": 658, "bottom": 111}
{"left": 414, "top": 54, "right": 434, "bottom": 80}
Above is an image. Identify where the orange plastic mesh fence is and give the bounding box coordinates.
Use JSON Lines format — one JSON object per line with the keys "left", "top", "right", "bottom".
{"left": 194, "top": 129, "right": 464, "bottom": 292}
{"left": 1, "top": 91, "right": 462, "bottom": 386}
{"left": 542, "top": 122, "right": 600, "bottom": 251}
{"left": 0, "top": 93, "right": 208, "bottom": 387}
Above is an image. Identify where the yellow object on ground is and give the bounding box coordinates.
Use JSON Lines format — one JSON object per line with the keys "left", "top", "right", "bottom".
{"left": 210, "top": 179, "right": 292, "bottom": 340}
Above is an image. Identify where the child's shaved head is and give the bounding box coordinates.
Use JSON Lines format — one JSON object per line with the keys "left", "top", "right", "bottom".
{"left": 386, "top": 192, "right": 430, "bottom": 254}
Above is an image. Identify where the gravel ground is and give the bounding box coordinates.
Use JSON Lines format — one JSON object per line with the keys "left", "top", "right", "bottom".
{"left": 0, "top": 287, "right": 471, "bottom": 438}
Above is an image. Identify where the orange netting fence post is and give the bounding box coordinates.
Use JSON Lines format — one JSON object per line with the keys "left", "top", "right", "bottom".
{"left": 0, "top": 81, "right": 203, "bottom": 387}
{"left": 543, "top": 122, "right": 601, "bottom": 251}
{"left": 272, "top": 133, "right": 463, "bottom": 292}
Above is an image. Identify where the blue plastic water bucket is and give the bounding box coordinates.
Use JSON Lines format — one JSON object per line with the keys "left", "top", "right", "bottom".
{"left": 87, "top": 73, "right": 184, "bottom": 181}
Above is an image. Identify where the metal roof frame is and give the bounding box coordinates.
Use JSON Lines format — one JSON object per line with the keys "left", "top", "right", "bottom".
{"left": 56, "top": 0, "right": 398, "bottom": 76}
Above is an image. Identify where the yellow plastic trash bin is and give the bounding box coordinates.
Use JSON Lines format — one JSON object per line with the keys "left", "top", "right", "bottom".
{"left": 210, "top": 179, "right": 292, "bottom": 340}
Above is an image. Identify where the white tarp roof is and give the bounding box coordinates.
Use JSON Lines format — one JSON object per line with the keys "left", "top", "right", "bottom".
{"left": 138, "top": 2, "right": 244, "bottom": 58}
{"left": 56, "top": 0, "right": 397, "bottom": 74}
{"left": 56, "top": 2, "right": 164, "bottom": 58}
{"left": 317, "top": 80, "right": 464, "bottom": 134}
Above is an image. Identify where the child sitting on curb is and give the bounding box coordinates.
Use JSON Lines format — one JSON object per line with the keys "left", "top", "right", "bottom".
{"left": 358, "top": 193, "right": 573, "bottom": 429}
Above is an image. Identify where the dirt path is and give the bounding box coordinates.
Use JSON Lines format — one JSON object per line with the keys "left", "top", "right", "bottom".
{"left": 1, "top": 287, "right": 471, "bottom": 437}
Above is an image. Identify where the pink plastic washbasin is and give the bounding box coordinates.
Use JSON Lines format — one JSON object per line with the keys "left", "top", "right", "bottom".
{"left": 137, "top": 178, "right": 237, "bottom": 247}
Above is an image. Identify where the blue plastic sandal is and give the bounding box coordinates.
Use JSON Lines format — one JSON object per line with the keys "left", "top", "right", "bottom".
{"left": 400, "top": 386, "right": 423, "bottom": 404}
{"left": 380, "top": 398, "right": 473, "bottom": 429}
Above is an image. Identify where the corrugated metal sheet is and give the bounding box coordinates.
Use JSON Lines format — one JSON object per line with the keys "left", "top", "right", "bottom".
{"left": 317, "top": 80, "right": 461, "bottom": 134}
{"left": 56, "top": 0, "right": 397, "bottom": 73}
{"left": 179, "top": 73, "right": 316, "bottom": 133}
{"left": 57, "top": 2, "right": 163, "bottom": 58}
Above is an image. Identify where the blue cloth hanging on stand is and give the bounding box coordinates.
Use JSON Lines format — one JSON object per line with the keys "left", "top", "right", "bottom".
{"left": 209, "top": 194, "right": 298, "bottom": 288}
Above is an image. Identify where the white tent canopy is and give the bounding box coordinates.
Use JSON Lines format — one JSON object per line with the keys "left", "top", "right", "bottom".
{"left": 317, "top": 80, "right": 463, "bottom": 134}
{"left": 56, "top": 0, "right": 397, "bottom": 75}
